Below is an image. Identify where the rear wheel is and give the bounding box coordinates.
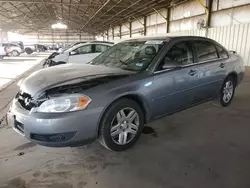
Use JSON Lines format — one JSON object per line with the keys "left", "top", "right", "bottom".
{"left": 213, "top": 76, "right": 235, "bottom": 107}
{"left": 99, "top": 98, "right": 144, "bottom": 151}
{"left": 25, "top": 47, "right": 33, "bottom": 55}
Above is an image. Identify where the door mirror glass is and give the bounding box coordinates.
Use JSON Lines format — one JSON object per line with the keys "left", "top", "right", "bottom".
{"left": 70, "top": 51, "right": 77, "bottom": 55}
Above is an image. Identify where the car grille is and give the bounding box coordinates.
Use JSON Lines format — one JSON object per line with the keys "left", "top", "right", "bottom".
{"left": 16, "top": 91, "right": 36, "bottom": 111}
{"left": 30, "top": 132, "right": 76, "bottom": 142}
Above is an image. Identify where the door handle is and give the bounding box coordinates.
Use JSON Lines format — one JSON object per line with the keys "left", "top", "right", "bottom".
{"left": 188, "top": 69, "right": 197, "bottom": 76}
{"left": 220, "top": 63, "right": 225, "bottom": 68}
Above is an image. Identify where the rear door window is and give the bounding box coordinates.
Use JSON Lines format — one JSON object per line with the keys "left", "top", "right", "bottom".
{"left": 95, "top": 44, "right": 110, "bottom": 53}
{"left": 216, "top": 45, "right": 228, "bottom": 59}
{"left": 194, "top": 41, "right": 219, "bottom": 62}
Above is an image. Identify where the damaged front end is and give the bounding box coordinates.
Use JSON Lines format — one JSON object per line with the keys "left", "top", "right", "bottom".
{"left": 43, "top": 52, "right": 66, "bottom": 68}
{"left": 16, "top": 74, "right": 129, "bottom": 112}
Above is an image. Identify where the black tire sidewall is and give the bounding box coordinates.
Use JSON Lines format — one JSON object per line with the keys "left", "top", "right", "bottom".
{"left": 220, "top": 77, "right": 235, "bottom": 107}
{"left": 100, "top": 99, "right": 144, "bottom": 151}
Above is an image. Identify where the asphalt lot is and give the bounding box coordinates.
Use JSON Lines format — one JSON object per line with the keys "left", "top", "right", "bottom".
{"left": 0, "top": 63, "right": 250, "bottom": 188}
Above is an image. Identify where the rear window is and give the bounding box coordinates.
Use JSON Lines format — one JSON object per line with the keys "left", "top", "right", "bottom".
{"left": 194, "top": 41, "right": 218, "bottom": 62}
{"left": 216, "top": 45, "right": 228, "bottom": 59}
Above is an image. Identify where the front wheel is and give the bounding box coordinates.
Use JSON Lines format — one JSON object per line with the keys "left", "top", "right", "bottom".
{"left": 213, "top": 76, "right": 235, "bottom": 107}
{"left": 11, "top": 50, "right": 20, "bottom": 57}
{"left": 99, "top": 99, "right": 144, "bottom": 151}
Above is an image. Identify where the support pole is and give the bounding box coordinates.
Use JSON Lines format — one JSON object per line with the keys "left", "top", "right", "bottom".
{"left": 196, "top": 0, "right": 213, "bottom": 37}
{"left": 166, "top": 7, "right": 171, "bottom": 33}
{"left": 153, "top": 8, "right": 168, "bottom": 33}
{"left": 129, "top": 22, "right": 132, "bottom": 38}
{"left": 143, "top": 16, "right": 147, "bottom": 36}
{"left": 207, "top": 0, "right": 213, "bottom": 28}
{"left": 51, "top": 29, "right": 54, "bottom": 45}
{"left": 112, "top": 27, "right": 114, "bottom": 40}
{"left": 119, "top": 25, "right": 122, "bottom": 39}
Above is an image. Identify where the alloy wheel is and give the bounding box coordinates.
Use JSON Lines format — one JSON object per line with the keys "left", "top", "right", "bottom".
{"left": 223, "top": 80, "right": 234, "bottom": 103}
{"left": 110, "top": 107, "right": 139, "bottom": 145}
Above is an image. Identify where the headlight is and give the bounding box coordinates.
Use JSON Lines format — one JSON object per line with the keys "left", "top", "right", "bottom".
{"left": 36, "top": 94, "right": 91, "bottom": 113}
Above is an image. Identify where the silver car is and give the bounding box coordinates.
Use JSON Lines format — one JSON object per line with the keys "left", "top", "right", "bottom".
{"left": 7, "top": 36, "right": 245, "bottom": 151}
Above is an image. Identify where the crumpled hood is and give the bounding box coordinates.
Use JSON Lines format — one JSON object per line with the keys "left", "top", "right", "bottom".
{"left": 20, "top": 63, "right": 132, "bottom": 96}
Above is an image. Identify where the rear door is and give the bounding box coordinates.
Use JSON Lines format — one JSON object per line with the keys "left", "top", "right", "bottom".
{"left": 192, "top": 40, "right": 228, "bottom": 101}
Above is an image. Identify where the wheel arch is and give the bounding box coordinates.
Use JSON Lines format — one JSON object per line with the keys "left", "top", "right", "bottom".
{"left": 226, "top": 71, "right": 238, "bottom": 86}
{"left": 96, "top": 93, "right": 151, "bottom": 137}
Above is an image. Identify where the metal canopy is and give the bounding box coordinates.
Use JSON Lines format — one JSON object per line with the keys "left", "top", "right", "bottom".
{"left": 0, "top": 0, "right": 175, "bottom": 34}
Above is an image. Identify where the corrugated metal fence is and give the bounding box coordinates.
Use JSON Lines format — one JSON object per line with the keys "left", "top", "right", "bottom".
{"left": 166, "top": 23, "right": 250, "bottom": 66}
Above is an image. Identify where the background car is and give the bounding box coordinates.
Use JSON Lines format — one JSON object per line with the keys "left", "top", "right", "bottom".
{"left": 0, "top": 43, "right": 7, "bottom": 59}
{"left": 44, "top": 41, "right": 114, "bottom": 67}
{"left": 8, "top": 36, "right": 244, "bottom": 151}
{"left": 2, "top": 43, "right": 23, "bottom": 56}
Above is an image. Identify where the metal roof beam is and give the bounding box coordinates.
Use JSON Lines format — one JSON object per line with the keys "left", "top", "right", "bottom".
{"left": 94, "top": 0, "right": 168, "bottom": 32}
{"left": 0, "top": 0, "right": 127, "bottom": 7}
{"left": 80, "top": 0, "right": 111, "bottom": 29}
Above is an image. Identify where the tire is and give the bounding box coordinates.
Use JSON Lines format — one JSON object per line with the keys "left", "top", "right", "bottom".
{"left": 11, "top": 50, "right": 20, "bottom": 57}
{"left": 0, "top": 55, "right": 3, "bottom": 59}
{"left": 213, "top": 76, "right": 236, "bottom": 107}
{"left": 99, "top": 98, "right": 144, "bottom": 151}
{"left": 25, "top": 47, "right": 33, "bottom": 55}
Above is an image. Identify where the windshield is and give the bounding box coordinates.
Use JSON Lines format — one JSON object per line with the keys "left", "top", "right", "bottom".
{"left": 91, "top": 40, "right": 164, "bottom": 72}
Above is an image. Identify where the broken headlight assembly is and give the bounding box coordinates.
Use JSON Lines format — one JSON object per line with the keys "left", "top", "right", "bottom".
{"left": 34, "top": 94, "right": 91, "bottom": 113}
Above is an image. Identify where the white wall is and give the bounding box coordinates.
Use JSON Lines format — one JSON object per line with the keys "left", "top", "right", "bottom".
{"left": 103, "top": 0, "right": 250, "bottom": 39}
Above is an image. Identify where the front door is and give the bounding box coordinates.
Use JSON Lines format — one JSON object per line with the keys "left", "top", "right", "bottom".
{"left": 151, "top": 41, "right": 201, "bottom": 118}
{"left": 68, "top": 44, "right": 96, "bottom": 64}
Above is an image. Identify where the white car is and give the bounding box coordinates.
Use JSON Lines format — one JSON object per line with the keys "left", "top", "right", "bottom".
{"left": 2, "top": 43, "right": 23, "bottom": 56}
{"left": 0, "top": 43, "right": 7, "bottom": 59}
{"left": 45, "top": 42, "right": 113, "bottom": 67}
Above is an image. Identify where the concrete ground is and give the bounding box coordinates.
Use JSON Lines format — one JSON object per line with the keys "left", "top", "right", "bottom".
{"left": 0, "top": 65, "right": 250, "bottom": 188}
{"left": 0, "top": 53, "right": 50, "bottom": 90}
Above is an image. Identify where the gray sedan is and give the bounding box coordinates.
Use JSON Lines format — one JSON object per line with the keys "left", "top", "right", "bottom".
{"left": 7, "top": 36, "right": 245, "bottom": 151}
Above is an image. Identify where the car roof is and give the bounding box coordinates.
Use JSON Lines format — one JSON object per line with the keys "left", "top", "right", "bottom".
{"left": 88, "top": 41, "right": 114, "bottom": 44}
{"left": 123, "top": 36, "right": 212, "bottom": 42}
{"left": 65, "top": 41, "right": 113, "bottom": 52}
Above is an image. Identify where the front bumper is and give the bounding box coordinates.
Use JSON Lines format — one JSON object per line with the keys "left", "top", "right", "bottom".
{"left": 7, "top": 99, "right": 104, "bottom": 147}
{"left": 237, "top": 71, "right": 244, "bottom": 86}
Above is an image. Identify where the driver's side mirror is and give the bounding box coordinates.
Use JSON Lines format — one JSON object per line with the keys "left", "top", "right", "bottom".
{"left": 162, "top": 58, "right": 182, "bottom": 70}
{"left": 70, "top": 51, "right": 77, "bottom": 55}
